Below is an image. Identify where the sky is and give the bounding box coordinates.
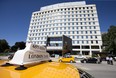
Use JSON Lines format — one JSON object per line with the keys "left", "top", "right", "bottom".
{"left": 0, "top": 0, "right": 116, "bottom": 46}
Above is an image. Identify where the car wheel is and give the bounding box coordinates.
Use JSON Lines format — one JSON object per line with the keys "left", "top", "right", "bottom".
{"left": 70, "top": 60, "right": 73, "bottom": 63}
{"left": 59, "top": 60, "right": 62, "bottom": 62}
{"left": 83, "top": 60, "right": 86, "bottom": 63}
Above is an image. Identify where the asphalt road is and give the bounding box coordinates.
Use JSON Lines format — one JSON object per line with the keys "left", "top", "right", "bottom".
{"left": 71, "top": 61, "right": 116, "bottom": 78}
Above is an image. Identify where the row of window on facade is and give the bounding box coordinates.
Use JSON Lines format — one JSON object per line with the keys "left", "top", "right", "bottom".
{"left": 29, "top": 31, "right": 98, "bottom": 36}
{"left": 32, "top": 17, "right": 96, "bottom": 23}
{"left": 73, "top": 45, "right": 100, "bottom": 49}
{"left": 28, "top": 35, "right": 98, "bottom": 41}
{"left": 34, "top": 6, "right": 94, "bottom": 15}
{"left": 31, "top": 21, "right": 97, "bottom": 26}
{"left": 31, "top": 25, "right": 97, "bottom": 30}
{"left": 29, "top": 40, "right": 99, "bottom": 45}
{"left": 30, "top": 26, "right": 97, "bottom": 31}
{"left": 33, "top": 10, "right": 96, "bottom": 18}
{"left": 32, "top": 13, "right": 96, "bottom": 20}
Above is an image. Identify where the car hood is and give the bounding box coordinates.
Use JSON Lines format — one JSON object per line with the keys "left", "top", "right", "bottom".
{"left": 0, "top": 60, "right": 80, "bottom": 78}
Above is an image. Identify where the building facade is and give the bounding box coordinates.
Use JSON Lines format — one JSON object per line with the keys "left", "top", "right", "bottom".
{"left": 26, "top": 1, "right": 102, "bottom": 56}
{"left": 46, "top": 35, "right": 72, "bottom": 56}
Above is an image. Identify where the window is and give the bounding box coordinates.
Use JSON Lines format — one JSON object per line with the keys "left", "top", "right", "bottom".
{"left": 86, "top": 41, "right": 88, "bottom": 44}
{"left": 82, "top": 46, "right": 90, "bottom": 49}
{"left": 75, "top": 8, "right": 77, "bottom": 10}
{"left": 91, "top": 41, "right": 93, "bottom": 44}
{"left": 80, "top": 22, "right": 82, "bottom": 25}
{"left": 77, "top": 31, "right": 78, "bottom": 34}
{"left": 85, "top": 31, "right": 88, "bottom": 34}
{"left": 77, "top": 36, "right": 79, "bottom": 39}
{"left": 76, "top": 27, "right": 78, "bottom": 29}
{"left": 93, "top": 22, "right": 95, "bottom": 24}
{"left": 68, "top": 8, "right": 70, "bottom": 10}
{"left": 68, "top": 31, "right": 70, "bottom": 34}
{"left": 82, "top": 51, "right": 89, "bottom": 55}
{"left": 72, "top": 27, "right": 74, "bottom": 29}
{"left": 72, "top": 8, "right": 74, "bottom": 10}
{"left": 92, "top": 14, "right": 94, "bottom": 16}
{"left": 81, "top": 31, "right": 83, "bottom": 34}
{"left": 77, "top": 41, "right": 79, "bottom": 44}
{"left": 91, "top": 7, "right": 93, "bottom": 9}
{"left": 95, "top": 36, "right": 97, "bottom": 39}
{"left": 76, "top": 22, "right": 78, "bottom": 25}
{"left": 91, "top": 36, "right": 93, "bottom": 39}
{"left": 94, "top": 26, "right": 96, "bottom": 29}
{"left": 81, "top": 36, "right": 83, "bottom": 39}
{"left": 91, "top": 46, "right": 99, "bottom": 49}
{"left": 72, "top": 31, "right": 74, "bottom": 34}
{"left": 80, "top": 18, "right": 82, "bottom": 21}
{"left": 72, "top": 19, "right": 74, "bottom": 21}
{"left": 90, "top": 31, "right": 92, "bottom": 34}
{"left": 94, "top": 31, "right": 96, "bottom": 34}
{"left": 87, "top": 10, "right": 89, "bottom": 13}
{"left": 96, "top": 41, "right": 98, "bottom": 44}
{"left": 86, "top": 36, "right": 88, "bottom": 39}
{"left": 72, "top": 22, "right": 74, "bottom": 25}
{"left": 82, "top": 41, "right": 84, "bottom": 44}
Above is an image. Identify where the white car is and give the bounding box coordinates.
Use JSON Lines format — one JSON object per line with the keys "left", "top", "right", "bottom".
{"left": 73, "top": 55, "right": 86, "bottom": 60}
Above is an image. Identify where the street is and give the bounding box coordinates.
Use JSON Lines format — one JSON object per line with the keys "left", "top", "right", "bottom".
{"left": 71, "top": 61, "right": 116, "bottom": 78}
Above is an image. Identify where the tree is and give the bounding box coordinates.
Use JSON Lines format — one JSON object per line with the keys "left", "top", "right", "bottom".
{"left": 102, "top": 25, "right": 116, "bottom": 55}
{"left": 0, "top": 39, "right": 10, "bottom": 52}
{"left": 11, "top": 41, "right": 26, "bottom": 52}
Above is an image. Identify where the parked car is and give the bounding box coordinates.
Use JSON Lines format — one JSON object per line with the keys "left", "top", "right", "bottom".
{"left": 75, "top": 55, "right": 86, "bottom": 59}
{"left": 81, "top": 57, "right": 99, "bottom": 63}
{"left": 59, "top": 55, "right": 75, "bottom": 63}
{"left": 51, "top": 54, "right": 55, "bottom": 57}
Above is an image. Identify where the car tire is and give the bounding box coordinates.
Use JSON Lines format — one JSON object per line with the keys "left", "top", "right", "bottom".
{"left": 83, "top": 60, "right": 86, "bottom": 63}
{"left": 70, "top": 60, "right": 73, "bottom": 63}
{"left": 59, "top": 60, "right": 62, "bottom": 62}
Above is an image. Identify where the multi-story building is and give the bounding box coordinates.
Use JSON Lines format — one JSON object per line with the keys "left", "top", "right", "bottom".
{"left": 26, "top": 1, "right": 102, "bottom": 56}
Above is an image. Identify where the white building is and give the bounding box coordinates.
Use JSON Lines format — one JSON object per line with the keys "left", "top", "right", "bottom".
{"left": 27, "top": 1, "right": 102, "bottom": 56}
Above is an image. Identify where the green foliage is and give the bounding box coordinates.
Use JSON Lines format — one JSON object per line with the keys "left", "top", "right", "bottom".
{"left": 0, "top": 39, "right": 10, "bottom": 52}
{"left": 11, "top": 41, "right": 26, "bottom": 52}
{"left": 102, "top": 25, "right": 116, "bottom": 55}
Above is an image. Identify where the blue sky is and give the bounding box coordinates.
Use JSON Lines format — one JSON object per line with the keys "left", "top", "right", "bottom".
{"left": 0, "top": 0, "right": 116, "bottom": 46}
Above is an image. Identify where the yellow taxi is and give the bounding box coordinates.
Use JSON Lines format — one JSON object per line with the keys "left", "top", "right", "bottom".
{"left": 0, "top": 60, "right": 93, "bottom": 78}
{"left": 59, "top": 55, "right": 75, "bottom": 63}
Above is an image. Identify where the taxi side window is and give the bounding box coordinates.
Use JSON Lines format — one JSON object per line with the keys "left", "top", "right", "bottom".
{"left": 67, "top": 56, "right": 72, "bottom": 58}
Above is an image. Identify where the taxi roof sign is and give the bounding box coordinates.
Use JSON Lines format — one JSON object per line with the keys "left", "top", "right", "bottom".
{"left": 9, "top": 43, "right": 50, "bottom": 65}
